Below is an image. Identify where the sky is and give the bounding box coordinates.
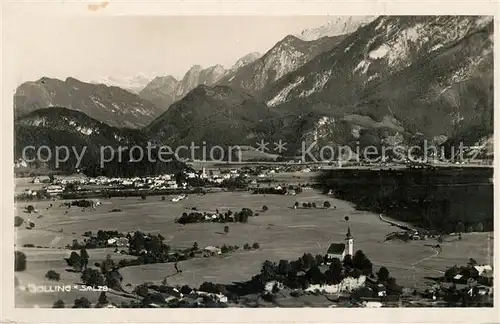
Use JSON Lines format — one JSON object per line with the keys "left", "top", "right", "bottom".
{"left": 7, "top": 15, "right": 335, "bottom": 84}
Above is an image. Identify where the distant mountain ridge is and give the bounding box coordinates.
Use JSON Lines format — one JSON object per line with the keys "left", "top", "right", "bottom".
{"left": 296, "top": 16, "right": 377, "bottom": 41}
{"left": 14, "top": 15, "right": 494, "bottom": 166}
{"left": 217, "top": 34, "right": 348, "bottom": 94}
{"left": 88, "top": 73, "right": 157, "bottom": 93}
{"left": 146, "top": 85, "right": 280, "bottom": 152}
{"left": 14, "top": 77, "right": 162, "bottom": 128}
{"left": 260, "top": 16, "right": 494, "bottom": 154}
{"left": 15, "top": 107, "right": 186, "bottom": 176}
{"left": 139, "top": 52, "right": 262, "bottom": 111}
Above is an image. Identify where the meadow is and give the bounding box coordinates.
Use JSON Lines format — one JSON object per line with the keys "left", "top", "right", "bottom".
{"left": 14, "top": 188, "right": 493, "bottom": 307}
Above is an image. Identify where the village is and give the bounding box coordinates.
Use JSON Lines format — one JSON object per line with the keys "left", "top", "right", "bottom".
{"left": 13, "top": 160, "right": 494, "bottom": 309}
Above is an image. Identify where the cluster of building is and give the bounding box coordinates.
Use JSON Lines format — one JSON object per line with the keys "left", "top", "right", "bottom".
{"left": 145, "top": 286, "right": 229, "bottom": 308}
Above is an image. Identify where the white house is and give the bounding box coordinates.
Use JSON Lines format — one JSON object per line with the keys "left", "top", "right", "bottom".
{"left": 203, "top": 246, "right": 221, "bottom": 256}
{"left": 474, "top": 265, "right": 493, "bottom": 276}
{"left": 108, "top": 237, "right": 129, "bottom": 247}
{"left": 161, "top": 174, "right": 172, "bottom": 181}
{"left": 375, "top": 284, "right": 387, "bottom": 297}
{"left": 186, "top": 172, "right": 197, "bottom": 179}
{"left": 15, "top": 159, "right": 28, "bottom": 168}
{"left": 46, "top": 185, "right": 63, "bottom": 195}
{"left": 326, "top": 227, "right": 354, "bottom": 262}
{"left": 166, "top": 180, "right": 178, "bottom": 189}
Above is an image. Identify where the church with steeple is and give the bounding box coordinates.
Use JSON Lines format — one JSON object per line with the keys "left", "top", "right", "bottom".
{"left": 325, "top": 227, "right": 354, "bottom": 263}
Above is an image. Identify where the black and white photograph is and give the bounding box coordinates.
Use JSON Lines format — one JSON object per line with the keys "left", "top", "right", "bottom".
{"left": 2, "top": 3, "right": 497, "bottom": 317}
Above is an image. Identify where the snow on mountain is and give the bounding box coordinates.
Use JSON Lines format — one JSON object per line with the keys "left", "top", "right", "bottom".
{"left": 230, "top": 52, "right": 262, "bottom": 71}
{"left": 218, "top": 34, "right": 347, "bottom": 93}
{"left": 296, "top": 16, "right": 377, "bottom": 41}
{"left": 89, "top": 73, "right": 158, "bottom": 93}
{"left": 261, "top": 16, "right": 493, "bottom": 152}
{"left": 139, "top": 52, "right": 262, "bottom": 110}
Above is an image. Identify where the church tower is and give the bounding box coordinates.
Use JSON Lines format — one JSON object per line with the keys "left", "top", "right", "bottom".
{"left": 345, "top": 227, "right": 354, "bottom": 256}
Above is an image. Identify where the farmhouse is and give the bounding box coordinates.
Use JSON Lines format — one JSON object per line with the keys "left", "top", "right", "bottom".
{"left": 326, "top": 227, "right": 354, "bottom": 262}
{"left": 46, "top": 185, "right": 64, "bottom": 195}
{"left": 107, "top": 237, "right": 129, "bottom": 247}
{"left": 374, "top": 284, "right": 387, "bottom": 297}
{"left": 203, "top": 246, "right": 221, "bottom": 256}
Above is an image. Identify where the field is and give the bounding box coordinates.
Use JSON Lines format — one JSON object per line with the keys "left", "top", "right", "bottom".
{"left": 14, "top": 188, "right": 493, "bottom": 307}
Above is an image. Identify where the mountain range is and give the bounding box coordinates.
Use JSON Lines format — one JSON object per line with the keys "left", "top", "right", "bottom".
{"left": 14, "top": 15, "right": 494, "bottom": 172}
{"left": 295, "top": 16, "right": 376, "bottom": 41}
{"left": 14, "top": 77, "right": 163, "bottom": 128}
{"left": 88, "top": 73, "right": 158, "bottom": 93}
{"left": 138, "top": 52, "right": 263, "bottom": 111}
{"left": 261, "top": 16, "right": 493, "bottom": 153}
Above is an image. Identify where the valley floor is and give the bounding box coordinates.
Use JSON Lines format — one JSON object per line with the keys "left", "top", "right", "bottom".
{"left": 14, "top": 189, "right": 493, "bottom": 307}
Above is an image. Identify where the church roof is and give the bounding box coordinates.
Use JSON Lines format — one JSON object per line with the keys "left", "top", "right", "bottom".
{"left": 327, "top": 243, "right": 345, "bottom": 254}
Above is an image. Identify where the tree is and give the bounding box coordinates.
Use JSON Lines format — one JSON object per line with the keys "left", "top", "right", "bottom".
{"left": 377, "top": 267, "right": 390, "bottom": 283}
{"left": 161, "top": 196, "right": 166, "bottom": 201}
{"left": 278, "top": 259, "right": 291, "bottom": 276}
{"left": 193, "top": 242, "right": 199, "bottom": 251}
{"left": 293, "top": 202, "right": 299, "bottom": 209}
{"left": 252, "top": 242, "right": 260, "bottom": 249}
{"left": 325, "top": 258, "right": 343, "bottom": 284}
{"left": 343, "top": 254, "right": 353, "bottom": 269}
{"left": 80, "top": 247, "right": 89, "bottom": 270}
{"left": 262, "top": 205, "right": 268, "bottom": 212}
{"left": 26, "top": 205, "right": 35, "bottom": 213}
{"left": 300, "top": 253, "right": 315, "bottom": 271}
{"left": 444, "top": 265, "right": 459, "bottom": 282}
{"left": 260, "top": 260, "right": 277, "bottom": 283}
{"left": 81, "top": 268, "right": 105, "bottom": 287}
{"left": 387, "top": 277, "right": 402, "bottom": 295}
{"left": 133, "top": 284, "right": 149, "bottom": 297}
{"left": 224, "top": 226, "right": 229, "bottom": 234}
{"left": 221, "top": 245, "right": 229, "bottom": 254}
{"left": 323, "top": 201, "right": 331, "bottom": 208}
{"left": 53, "top": 299, "right": 65, "bottom": 308}
{"left": 312, "top": 202, "right": 317, "bottom": 208}
{"left": 467, "top": 258, "right": 478, "bottom": 266}
{"left": 14, "top": 251, "right": 26, "bottom": 271}
{"left": 100, "top": 254, "right": 115, "bottom": 274}
{"left": 14, "top": 216, "right": 24, "bottom": 227}
{"left": 353, "top": 250, "right": 373, "bottom": 275}
{"left": 306, "top": 265, "right": 325, "bottom": 285}
{"left": 141, "top": 194, "right": 147, "bottom": 200}
{"left": 73, "top": 297, "right": 91, "bottom": 308}
{"left": 243, "top": 243, "right": 251, "bottom": 250}
{"left": 105, "top": 269, "right": 123, "bottom": 291}
{"left": 98, "top": 291, "right": 108, "bottom": 305}
{"left": 475, "top": 222, "right": 484, "bottom": 232}
{"left": 45, "top": 270, "right": 61, "bottom": 281}
{"left": 315, "top": 254, "right": 324, "bottom": 266}
{"left": 65, "top": 182, "right": 77, "bottom": 192}
{"left": 302, "top": 202, "right": 309, "bottom": 208}
{"left": 455, "top": 222, "right": 465, "bottom": 234}
{"left": 65, "top": 251, "right": 82, "bottom": 271}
